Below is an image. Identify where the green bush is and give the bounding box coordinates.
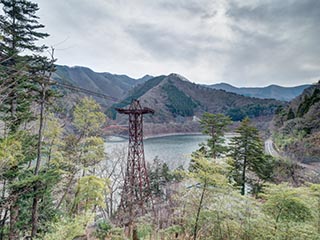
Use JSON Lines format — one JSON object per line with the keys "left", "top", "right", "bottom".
{"left": 94, "top": 220, "right": 112, "bottom": 240}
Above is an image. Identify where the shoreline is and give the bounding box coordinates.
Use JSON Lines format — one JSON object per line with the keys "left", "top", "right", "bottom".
{"left": 106, "top": 132, "right": 237, "bottom": 141}
{"left": 145, "top": 132, "right": 236, "bottom": 139}
{"left": 144, "top": 132, "right": 203, "bottom": 139}
{"left": 106, "top": 132, "right": 203, "bottom": 141}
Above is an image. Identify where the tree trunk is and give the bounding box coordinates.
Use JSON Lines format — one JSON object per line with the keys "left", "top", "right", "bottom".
{"left": 31, "top": 84, "right": 46, "bottom": 238}
{"left": 211, "top": 127, "right": 216, "bottom": 159}
{"left": 31, "top": 193, "right": 39, "bottom": 238}
{"left": 241, "top": 142, "right": 248, "bottom": 196}
{"left": 193, "top": 180, "right": 207, "bottom": 240}
{"left": 55, "top": 173, "right": 75, "bottom": 210}
{"left": 70, "top": 179, "right": 81, "bottom": 215}
{"left": 109, "top": 190, "right": 113, "bottom": 217}
{"left": 241, "top": 156, "right": 247, "bottom": 196}
{"left": 9, "top": 199, "right": 19, "bottom": 240}
{"left": 132, "top": 225, "right": 139, "bottom": 240}
{"left": 0, "top": 209, "right": 8, "bottom": 240}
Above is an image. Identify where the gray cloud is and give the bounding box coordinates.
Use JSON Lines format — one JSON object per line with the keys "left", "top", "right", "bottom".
{"left": 125, "top": 23, "right": 225, "bottom": 61}
{"left": 224, "top": 0, "right": 320, "bottom": 86}
{"left": 30, "top": 0, "right": 319, "bottom": 86}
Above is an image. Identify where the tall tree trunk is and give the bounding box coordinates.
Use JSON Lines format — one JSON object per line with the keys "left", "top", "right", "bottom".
{"left": 0, "top": 180, "right": 7, "bottom": 240}
{"left": 9, "top": 2, "right": 17, "bottom": 133}
{"left": 109, "top": 190, "right": 113, "bottom": 217}
{"left": 31, "top": 84, "right": 46, "bottom": 238}
{"left": 0, "top": 209, "right": 8, "bottom": 240}
{"left": 193, "top": 180, "right": 207, "bottom": 240}
{"left": 132, "top": 225, "right": 139, "bottom": 240}
{"left": 55, "top": 173, "right": 76, "bottom": 210}
{"left": 9, "top": 198, "right": 19, "bottom": 240}
{"left": 31, "top": 193, "right": 39, "bottom": 238}
{"left": 241, "top": 156, "right": 247, "bottom": 196}
{"left": 211, "top": 127, "right": 216, "bottom": 159}
{"left": 70, "top": 179, "right": 81, "bottom": 215}
{"left": 241, "top": 142, "right": 248, "bottom": 196}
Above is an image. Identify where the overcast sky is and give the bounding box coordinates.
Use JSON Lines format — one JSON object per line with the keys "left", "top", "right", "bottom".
{"left": 32, "top": 0, "right": 319, "bottom": 87}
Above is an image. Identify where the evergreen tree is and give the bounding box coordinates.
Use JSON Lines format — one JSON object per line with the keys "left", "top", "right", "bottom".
{"left": 287, "top": 107, "right": 295, "bottom": 120}
{"left": 148, "top": 158, "right": 174, "bottom": 197}
{"left": 0, "top": 0, "right": 49, "bottom": 132}
{"left": 229, "top": 117, "right": 266, "bottom": 195}
{"left": 199, "top": 112, "right": 232, "bottom": 159}
{"left": 0, "top": 1, "right": 56, "bottom": 238}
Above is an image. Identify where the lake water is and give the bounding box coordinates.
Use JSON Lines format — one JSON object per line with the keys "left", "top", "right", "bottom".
{"left": 105, "top": 134, "right": 209, "bottom": 169}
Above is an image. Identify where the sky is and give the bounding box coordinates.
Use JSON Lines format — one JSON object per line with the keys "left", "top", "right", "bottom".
{"left": 31, "top": 0, "right": 320, "bottom": 87}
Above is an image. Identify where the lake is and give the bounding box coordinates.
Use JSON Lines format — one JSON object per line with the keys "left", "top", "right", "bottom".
{"left": 105, "top": 134, "right": 209, "bottom": 169}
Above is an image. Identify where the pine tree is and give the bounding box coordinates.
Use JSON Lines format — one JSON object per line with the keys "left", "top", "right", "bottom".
{"left": 229, "top": 117, "right": 266, "bottom": 195}
{"left": 0, "top": 0, "right": 49, "bottom": 133}
{"left": 199, "top": 113, "right": 232, "bottom": 159}
{"left": 0, "top": 1, "right": 54, "bottom": 238}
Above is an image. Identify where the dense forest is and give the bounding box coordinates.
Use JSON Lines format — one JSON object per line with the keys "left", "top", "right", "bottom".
{"left": 1, "top": 1, "right": 320, "bottom": 240}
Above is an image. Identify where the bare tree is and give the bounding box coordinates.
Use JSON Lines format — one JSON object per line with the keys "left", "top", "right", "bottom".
{"left": 96, "top": 146, "right": 127, "bottom": 219}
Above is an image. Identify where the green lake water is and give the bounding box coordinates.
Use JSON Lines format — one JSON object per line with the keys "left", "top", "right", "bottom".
{"left": 105, "top": 134, "right": 209, "bottom": 169}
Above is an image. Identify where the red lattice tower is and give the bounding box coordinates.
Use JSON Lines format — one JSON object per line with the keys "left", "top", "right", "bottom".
{"left": 116, "top": 99, "right": 154, "bottom": 219}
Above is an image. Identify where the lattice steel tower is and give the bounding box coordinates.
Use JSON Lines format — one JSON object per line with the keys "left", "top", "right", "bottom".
{"left": 116, "top": 99, "right": 154, "bottom": 218}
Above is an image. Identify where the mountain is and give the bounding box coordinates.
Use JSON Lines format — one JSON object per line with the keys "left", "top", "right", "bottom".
{"left": 273, "top": 81, "right": 320, "bottom": 163}
{"left": 208, "top": 83, "right": 310, "bottom": 101}
{"left": 109, "top": 74, "right": 283, "bottom": 128}
{"left": 52, "top": 65, "right": 153, "bottom": 100}
{"left": 53, "top": 65, "right": 308, "bottom": 104}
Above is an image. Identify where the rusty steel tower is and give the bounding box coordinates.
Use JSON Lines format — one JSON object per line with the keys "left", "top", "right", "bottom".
{"left": 116, "top": 99, "right": 154, "bottom": 219}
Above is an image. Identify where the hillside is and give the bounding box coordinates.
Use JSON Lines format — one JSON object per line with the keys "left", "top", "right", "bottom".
{"left": 208, "top": 83, "right": 310, "bottom": 101}
{"left": 273, "top": 81, "right": 320, "bottom": 163}
{"left": 53, "top": 65, "right": 153, "bottom": 100}
{"left": 109, "top": 74, "right": 284, "bottom": 134}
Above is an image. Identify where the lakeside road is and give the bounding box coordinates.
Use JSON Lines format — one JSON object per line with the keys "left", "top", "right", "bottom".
{"left": 264, "top": 139, "right": 280, "bottom": 157}
{"left": 265, "top": 138, "right": 320, "bottom": 174}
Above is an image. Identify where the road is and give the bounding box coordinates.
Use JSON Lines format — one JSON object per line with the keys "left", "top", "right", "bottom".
{"left": 265, "top": 138, "right": 320, "bottom": 174}
{"left": 264, "top": 139, "right": 280, "bottom": 157}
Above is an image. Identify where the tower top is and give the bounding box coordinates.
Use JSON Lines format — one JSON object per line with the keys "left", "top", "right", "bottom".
{"left": 116, "top": 99, "right": 154, "bottom": 115}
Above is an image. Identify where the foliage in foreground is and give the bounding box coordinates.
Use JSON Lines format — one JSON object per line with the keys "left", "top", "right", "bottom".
{"left": 1, "top": 0, "right": 319, "bottom": 237}
{"left": 39, "top": 213, "right": 94, "bottom": 240}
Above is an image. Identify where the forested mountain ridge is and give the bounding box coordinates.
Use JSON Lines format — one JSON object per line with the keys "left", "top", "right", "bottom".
{"left": 53, "top": 66, "right": 285, "bottom": 135}
{"left": 110, "top": 73, "right": 284, "bottom": 125}
{"left": 53, "top": 65, "right": 308, "bottom": 103}
{"left": 53, "top": 65, "right": 153, "bottom": 99}
{"left": 208, "top": 82, "right": 310, "bottom": 101}
{"left": 273, "top": 81, "right": 320, "bottom": 163}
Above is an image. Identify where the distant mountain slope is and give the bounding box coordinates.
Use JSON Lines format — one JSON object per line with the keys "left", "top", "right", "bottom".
{"left": 52, "top": 65, "right": 153, "bottom": 100}
{"left": 208, "top": 83, "right": 310, "bottom": 101}
{"left": 110, "top": 74, "right": 283, "bottom": 125}
{"left": 108, "top": 75, "right": 166, "bottom": 119}
{"left": 273, "top": 81, "right": 320, "bottom": 163}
